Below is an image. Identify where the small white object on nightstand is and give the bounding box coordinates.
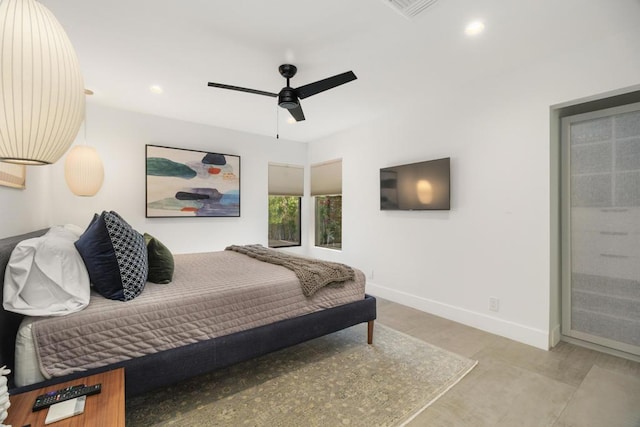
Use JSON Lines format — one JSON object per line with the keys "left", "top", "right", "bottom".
{"left": 45, "top": 395, "right": 86, "bottom": 424}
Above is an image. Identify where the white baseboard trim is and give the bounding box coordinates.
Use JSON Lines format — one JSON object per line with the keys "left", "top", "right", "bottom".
{"left": 366, "top": 282, "right": 549, "bottom": 350}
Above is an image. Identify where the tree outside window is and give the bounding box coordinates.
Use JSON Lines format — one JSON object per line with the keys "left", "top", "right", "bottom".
{"left": 268, "top": 195, "right": 301, "bottom": 248}
{"left": 315, "top": 195, "right": 341, "bottom": 249}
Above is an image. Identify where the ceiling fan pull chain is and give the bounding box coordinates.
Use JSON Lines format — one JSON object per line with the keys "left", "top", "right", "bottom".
{"left": 276, "top": 106, "right": 280, "bottom": 139}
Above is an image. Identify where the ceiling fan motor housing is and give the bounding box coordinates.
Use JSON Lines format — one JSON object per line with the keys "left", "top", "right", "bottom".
{"left": 278, "top": 87, "right": 299, "bottom": 109}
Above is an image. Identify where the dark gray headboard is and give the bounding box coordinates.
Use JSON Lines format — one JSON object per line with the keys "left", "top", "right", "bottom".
{"left": 0, "top": 229, "right": 48, "bottom": 385}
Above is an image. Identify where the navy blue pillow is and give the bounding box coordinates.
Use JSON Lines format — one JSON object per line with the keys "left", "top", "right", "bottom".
{"left": 75, "top": 211, "right": 148, "bottom": 301}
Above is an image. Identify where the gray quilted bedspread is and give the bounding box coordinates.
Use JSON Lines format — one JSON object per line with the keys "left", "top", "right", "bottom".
{"left": 31, "top": 250, "right": 365, "bottom": 379}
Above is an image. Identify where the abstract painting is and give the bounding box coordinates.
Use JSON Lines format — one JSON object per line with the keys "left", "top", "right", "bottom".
{"left": 146, "top": 145, "right": 240, "bottom": 217}
{"left": 0, "top": 162, "right": 26, "bottom": 189}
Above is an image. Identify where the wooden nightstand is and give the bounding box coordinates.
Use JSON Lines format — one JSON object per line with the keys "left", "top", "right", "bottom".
{"left": 5, "top": 368, "right": 125, "bottom": 427}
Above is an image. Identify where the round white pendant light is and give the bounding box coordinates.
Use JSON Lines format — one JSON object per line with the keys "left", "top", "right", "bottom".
{"left": 0, "top": 0, "right": 85, "bottom": 165}
{"left": 64, "top": 90, "right": 103, "bottom": 197}
{"left": 64, "top": 145, "right": 104, "bottom": 196}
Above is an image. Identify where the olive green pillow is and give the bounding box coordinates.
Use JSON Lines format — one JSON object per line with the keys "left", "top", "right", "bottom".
{"left": 143, "top": 233, "right": 174, "bottom": 284}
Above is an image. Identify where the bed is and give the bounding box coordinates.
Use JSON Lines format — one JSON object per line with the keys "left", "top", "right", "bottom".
{"left": 0, "top": 228, "right": 376, "bottom": 397}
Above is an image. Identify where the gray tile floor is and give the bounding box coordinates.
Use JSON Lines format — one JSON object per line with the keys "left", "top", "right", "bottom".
{"left": 375, "top": 298, "right": 640, "bottom": 427}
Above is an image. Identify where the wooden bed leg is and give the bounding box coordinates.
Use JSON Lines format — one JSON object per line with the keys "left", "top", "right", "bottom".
{"left": 367, "top": 320, "right": 374, "bottom": 344}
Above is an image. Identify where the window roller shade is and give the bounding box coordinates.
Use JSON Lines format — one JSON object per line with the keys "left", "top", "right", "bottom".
{"left": 268, "top": 163, "right": 304, "bottom": 196}
{"left": 311, "top": 159, "right": 342, "bottom": 196}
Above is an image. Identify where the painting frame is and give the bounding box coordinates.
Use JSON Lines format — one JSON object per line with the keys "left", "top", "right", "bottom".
{"left": 0, "top": 161, "right": 26, "bottom": 190}
{"left": 145, "top": 144, "right": 240, "bottom": 218}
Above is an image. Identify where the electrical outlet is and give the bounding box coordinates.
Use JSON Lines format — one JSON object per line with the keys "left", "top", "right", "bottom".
{"left": 489, "top": 297, "right": 500, "bottom": 312}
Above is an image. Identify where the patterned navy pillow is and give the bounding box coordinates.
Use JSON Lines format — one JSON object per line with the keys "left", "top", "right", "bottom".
{"left": 75, "top": 211, "right": 148, "bottom": 301}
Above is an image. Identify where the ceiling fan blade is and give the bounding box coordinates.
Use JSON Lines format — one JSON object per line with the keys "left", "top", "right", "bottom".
{"left": 207, "top": 82, "right": 277, "bottom": 98}
{"left": 295, "top": 71, "right": 357, "bottom": 99}
{"left": 288, "top": 104, "right": 306, "bottom": 122}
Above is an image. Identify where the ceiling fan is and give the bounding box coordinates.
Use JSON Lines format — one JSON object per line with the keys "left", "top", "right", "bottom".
{"left": 207, "top": 64, "right": 357, "bottom": 122}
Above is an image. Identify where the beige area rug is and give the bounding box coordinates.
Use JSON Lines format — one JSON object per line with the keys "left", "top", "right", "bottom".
{"left": 126, "top": 323, "right": 477, "bottom": 426}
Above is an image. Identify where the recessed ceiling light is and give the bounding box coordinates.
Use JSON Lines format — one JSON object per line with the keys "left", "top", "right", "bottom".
{"left": 465, "top": 20, "right": 485, "bottom": 36}
{"left": 149, "top": 85, "right": 163, "bottom": 94}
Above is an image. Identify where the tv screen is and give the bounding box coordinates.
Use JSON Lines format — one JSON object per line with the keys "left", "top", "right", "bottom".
{"left": 380, "top": 157, "right": 450, "bottom": 210}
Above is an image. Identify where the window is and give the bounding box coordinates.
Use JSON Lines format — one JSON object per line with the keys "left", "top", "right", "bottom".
{"left": 314, "top": 195, "right": 342, "bottom": 249}
{"left": 311, "top": 159, "right": 342, "bottom": 250}
{"left": 268, "top": 196, "right": 301, "bottom": 248}
{"left": 268, "top": 163, "right": 303, "bottom": 248}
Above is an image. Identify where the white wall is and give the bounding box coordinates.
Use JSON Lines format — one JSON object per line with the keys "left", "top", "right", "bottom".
{"left": 2, "top": 19, "right": 638, "bottom": 352}
{"left": 307, "top": 27, "right": 640, "bottom": 349}
{"left": 0, "top": 166, "right": 51, "bottom": 239}
{"left": 5, "top": 103, "right": 307, "bottom": 255}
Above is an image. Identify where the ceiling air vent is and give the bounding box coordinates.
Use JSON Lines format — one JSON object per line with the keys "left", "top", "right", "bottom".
{"left": 382, "top": 0, "right": 440, "bottom": 19}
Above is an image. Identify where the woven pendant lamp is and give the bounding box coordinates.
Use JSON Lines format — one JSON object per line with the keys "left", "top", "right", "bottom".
{"left": 64, "top": 91, "right": 104, "bottom": 196}
{"left": 64, "top": 145, "right": 104, "bottom": 196}
{"left": 0, "top": 0, "right": 85, "bottom": 165}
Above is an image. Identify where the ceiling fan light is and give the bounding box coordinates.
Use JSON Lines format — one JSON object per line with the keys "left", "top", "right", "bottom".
{"left": 279, "top": 101, "right": 299, "bottom": 109}
{"left": 0, "top": 0, "right": 85, "bottom": 165}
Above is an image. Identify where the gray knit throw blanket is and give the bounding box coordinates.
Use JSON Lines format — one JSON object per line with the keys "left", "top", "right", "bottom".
{"left": 225, "top": 244, "right": 355, "bottom": 297}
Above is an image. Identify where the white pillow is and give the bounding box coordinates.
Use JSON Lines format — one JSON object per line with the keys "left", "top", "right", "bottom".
{"left": 3, "top": 226, "right": 90, "bottom": 316}
{"left": 62, "top": 223, "right": 85, "bottom": 238}
{"left": 14, "top": 317, "right": 45, "bottom": 386}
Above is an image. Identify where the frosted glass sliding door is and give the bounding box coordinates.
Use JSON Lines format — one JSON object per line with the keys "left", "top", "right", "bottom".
{"left": 561, "top": 102, "right": 640, "bottom": 357}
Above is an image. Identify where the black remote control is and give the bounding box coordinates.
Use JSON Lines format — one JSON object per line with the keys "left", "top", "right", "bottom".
{"left": 32, "top": 383, "right": 102, "bottom": 412}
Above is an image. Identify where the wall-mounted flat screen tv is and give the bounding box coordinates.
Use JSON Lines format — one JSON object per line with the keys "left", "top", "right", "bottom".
{"left": 380, "top": 157, "right": 450, "bottom": 210}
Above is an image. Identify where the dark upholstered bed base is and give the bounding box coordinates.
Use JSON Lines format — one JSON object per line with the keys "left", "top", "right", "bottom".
{"left": 0, "top": 230, "right": 376, "bottom": 397}
{"left": 0, "top": 228, "right": 49, "bottom": 384}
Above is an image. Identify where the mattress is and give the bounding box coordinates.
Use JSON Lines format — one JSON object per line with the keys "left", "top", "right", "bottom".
{"left": 15, "top": 250, "right": 365, "bottom": 387}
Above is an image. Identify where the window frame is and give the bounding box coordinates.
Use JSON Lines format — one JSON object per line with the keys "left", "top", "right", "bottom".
{"left": 314, "top": 194, "right": 342, "bottom": 250}
{"left": 311, "top": 159, "right": 343, "bottom": 251}
{"left": 268, "top": 195, "right": 302, "bottom": 248}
